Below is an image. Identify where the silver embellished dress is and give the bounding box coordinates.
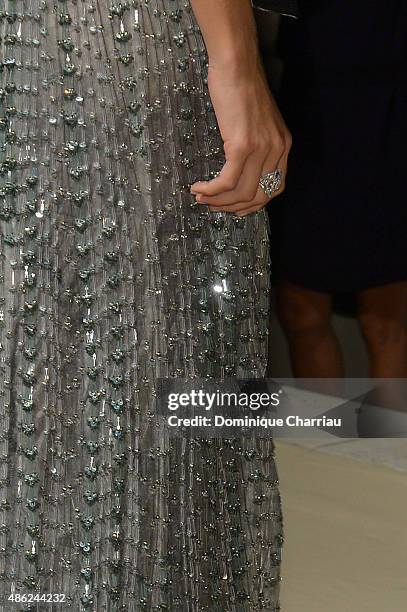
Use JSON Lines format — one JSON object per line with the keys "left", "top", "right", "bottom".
{"left": 0, "top": 0, "right": 283, "bottom": 610}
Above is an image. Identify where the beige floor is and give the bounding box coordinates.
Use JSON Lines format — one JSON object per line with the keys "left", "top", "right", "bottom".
{"left": 276, "top": 442, "right": 407, "bottom": 612}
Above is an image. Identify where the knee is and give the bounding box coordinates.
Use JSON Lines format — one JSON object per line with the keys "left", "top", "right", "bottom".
{"left": 276, "top": 292, "right": 331, "bottom": 337}
{"left": 358, "top": 312, "right": 407, "bottom": 352}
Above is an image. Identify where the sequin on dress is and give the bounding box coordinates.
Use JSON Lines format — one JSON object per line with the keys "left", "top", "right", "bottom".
{"left": 0, "top": 0, "right": 283, "bottom": 609}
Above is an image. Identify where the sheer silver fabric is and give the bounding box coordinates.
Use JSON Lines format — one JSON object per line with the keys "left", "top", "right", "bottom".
{"left": 0, "top": 0, "right": 283, "bottom": 609}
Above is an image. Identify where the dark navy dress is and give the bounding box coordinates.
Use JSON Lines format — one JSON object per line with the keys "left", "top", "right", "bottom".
{"left": 272, "top": 0, "right": 407, "bottom": 293}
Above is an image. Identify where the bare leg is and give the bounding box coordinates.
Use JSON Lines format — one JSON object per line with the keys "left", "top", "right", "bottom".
{"left": 276, "top": 281, "right": 345, "bottom": 377}
{"left": 357, "top": 281, "right": 407, "bottom": 378}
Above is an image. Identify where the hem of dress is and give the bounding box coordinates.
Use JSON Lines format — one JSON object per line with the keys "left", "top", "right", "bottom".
{"left": 273, "top": 271, "right": 407, "bottom": 295}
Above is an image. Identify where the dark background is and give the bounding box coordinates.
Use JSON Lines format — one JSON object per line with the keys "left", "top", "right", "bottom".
{"left": 255, "top": 10, "right": 370, "bottom": 376}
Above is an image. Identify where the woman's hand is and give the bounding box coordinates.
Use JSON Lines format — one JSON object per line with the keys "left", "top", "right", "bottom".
{"left": 191, "top": 59, "right": 292, "bottom": 216}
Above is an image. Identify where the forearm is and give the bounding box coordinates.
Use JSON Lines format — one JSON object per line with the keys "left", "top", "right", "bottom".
{"left": 190, "top": 2, "right": 291, "bottom": 212}
{"left": 190, "top": 0, "right": 261, "bottom": 73}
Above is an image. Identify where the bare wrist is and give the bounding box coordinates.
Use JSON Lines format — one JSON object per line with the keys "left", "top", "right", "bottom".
{"left": 208, "top": 49, "right": 264, "bottom": 82}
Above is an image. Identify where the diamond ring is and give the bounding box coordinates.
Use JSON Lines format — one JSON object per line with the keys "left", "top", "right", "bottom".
{"left": 259, "top": 169, "right": 283, "bottom": 198}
